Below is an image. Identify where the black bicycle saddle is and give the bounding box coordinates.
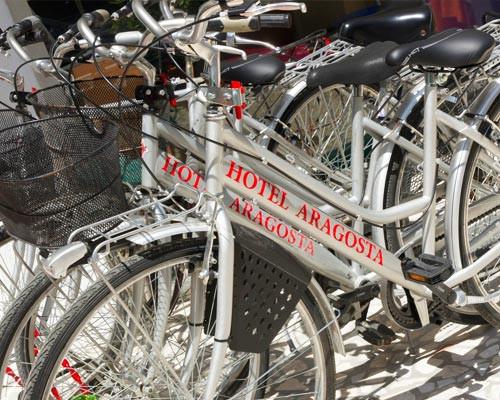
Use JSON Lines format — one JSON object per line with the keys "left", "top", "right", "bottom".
{"left": 306, "top": 41, "right": 401, "bottom": 87}
{"left": 386, "top": 28, "right": 496, "bottom": 68}
{"left": 339, "top": 4, "right": 434, "bottom": 46}
{"left": 220, "top": 54, "right": 286, "bottom": 85}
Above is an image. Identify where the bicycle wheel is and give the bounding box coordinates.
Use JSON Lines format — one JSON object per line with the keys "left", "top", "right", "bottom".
{"left": 0, "top": 242, "right": 132, "bottom": 398}
{"left": 0, "top": 261, "right": 110, "bottom": 397}
{"left": 382, "top": 102, "right": 486, "bottom": 327}
{"left": 383, "top": 72, "right": 491, "bottom": 258}
{"left": 0, "top": 235, "right": 38, "bottom": 312}
{"left": 273, "top": 83, "right": 378, "bottom": 193}
{"left": 0, "top": 271, "right": 61, "bottom": 396}
{"left": 22, "top": 238, "right": 336, "bottom": 399}
{"left": 456, "top": 99, "right": 500, "bottom": 328}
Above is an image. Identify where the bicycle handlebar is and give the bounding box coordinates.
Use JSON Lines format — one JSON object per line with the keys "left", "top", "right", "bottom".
{"left": 132, "top": 0, "right": 168, "bottom": 41}
{"left": 19, "top": 0, "right": 304, "bottom": 77}
{"left": 111, "top": 0, "right": 133, "bottom": 20}
{"left": 6, "top": 16, "right": 44, "bottom": 62}
{"left": 159, "top": 0, "right": 174, "bottom": 20}
{"left": 59, "top": 10, "right": 109, "bottom": 43}
{"left": 0, "top": 68, "right": 24, "bottom": 90}
{"left": 131, "top": 0, "right": 303, "bottom": 45}
{"left": 240, "top": 2, "right": 307, "bottom": 17}
{"left": 76, "top": 9, "right": 111, "bottom": 58}
{"left": 11, "top": 16, "right": 42, "bottom": 37}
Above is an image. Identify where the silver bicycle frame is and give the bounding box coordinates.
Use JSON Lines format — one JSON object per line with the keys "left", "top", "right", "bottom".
{"left": 151, "top": 69, "right": 500, "bottom": 316}
{"left": 37, "top": 15, "right": 500, "bottom": 397}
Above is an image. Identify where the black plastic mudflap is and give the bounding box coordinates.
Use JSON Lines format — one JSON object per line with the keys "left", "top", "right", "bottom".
{"left": 204, "top": 224, "right": 312, "bottom": 353}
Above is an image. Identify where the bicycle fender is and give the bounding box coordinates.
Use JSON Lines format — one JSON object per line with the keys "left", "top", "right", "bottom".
{"left": 267, "top": 79, "right": 308, "bottom": 129}
{"left": 467, "top": 79, "right": 500, "bottom": 117}
{"left": 126, "top": 221, "right": 210, "bottom": 245}
{"left": 42, "top": 241, "right": 88, "bottom": 279}
{"left": 394, "top": 79, "right": 425, "bottom": 122}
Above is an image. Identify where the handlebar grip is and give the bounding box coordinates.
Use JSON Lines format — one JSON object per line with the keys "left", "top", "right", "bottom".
{"left": 259, "top": 14, "right": 292, "bottom": 29}
{"left": 11, "top": 16, "right": 42, "bottom": 37}
{"left": 207, "top": 13, "right": 291, "bottom": 32}
{"left": 82, "top": 9, "right": 110, "bottom": 29}
{"left": 207, "top": 17, "right": 260, "bottom": 32}
{"left": 18, "top": 29, "right": 49, "bottom": 46}
{"left": 59, "top": 10, "right": 108, "bottom": 43}
{"left": 111, "top": 1, "right": 133, "bottom": 20}
{"left": 58, "top": 23, "right": 78, "bottom": 43}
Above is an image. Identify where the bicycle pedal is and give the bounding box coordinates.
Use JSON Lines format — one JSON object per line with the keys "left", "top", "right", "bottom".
{"left": 403, "top": 253, "right": 453, "bottom": 285}
{"left": 357, "top": 320, "right": 397, "bottom": 346}
{"left": 336, "top": 283, "right": 380, "bottom": 305}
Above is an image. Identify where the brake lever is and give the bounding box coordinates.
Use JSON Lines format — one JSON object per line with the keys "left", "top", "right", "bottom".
{"left": 226, "top": 33, "right": 277, "bottom": 51}
{"left": 240, "top": 2, "right": 307, "bottom": 17}
{"left": 212, "top": 44, "right": 247, "bottom": 60}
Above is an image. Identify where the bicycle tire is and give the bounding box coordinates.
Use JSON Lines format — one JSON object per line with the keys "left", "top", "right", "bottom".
{"left": 0, "top": 271, "right": 56, "bottom": 393}
{"left": 22, "top": 238, "right": 336, "bottom": 399}
{"left": 0, "top": 235, "right": 39, "bottom": 311}
{"left": 273, "top": 83, "right": 378, "bottom": 193}
{"left": 457, "top": 97, "right": 500, "bottom": 329}
{"left": 382, "top": 102, "right": 486, "bottom": 327}
{"left": 0, "top": 265, "right": 103, "bottom": 396}
{"left": 0, "top": 241, "right": 137, "bottom": 396}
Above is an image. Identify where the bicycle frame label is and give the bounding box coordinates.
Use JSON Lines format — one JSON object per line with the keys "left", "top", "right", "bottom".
{"left": 228, "top": 197, "right": 315, "bottom": 255}
{"left": 159, "top": 153, "right": 384, "bottom": 266}
{"left": 226, "top": 160, "right": 384, "bottom": 267}
{"left": 162, "top": 154, "right": 204, "bottom": 190}
{"left": 226, "top": 161, "right": 289, "bottom": 210}
{"left": 295, "top": 203, "right": 383, "bottom": 266}
{"left": 159, "top": 153, "right": 316, "bottom": 256}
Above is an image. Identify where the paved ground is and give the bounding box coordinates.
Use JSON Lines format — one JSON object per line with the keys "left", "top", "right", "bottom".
{"left": 336, "top": 301, "right": 500, "bottom": 400}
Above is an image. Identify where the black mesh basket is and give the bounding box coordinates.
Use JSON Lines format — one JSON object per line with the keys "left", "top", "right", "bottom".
{"left": 0, "top": 109, "right": 35, "bottom": 130}
{"left": 27, "top": 77, "right": 145, "bottom": 185}
{"left": 0, "top": 115, "right": 128, "bottom": 248}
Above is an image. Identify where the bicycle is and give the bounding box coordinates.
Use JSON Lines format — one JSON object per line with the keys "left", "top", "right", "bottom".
{"left": 11, "top": 3, "right": 500, "bottom": 400}
{"left": 3, "top": 1, "right": 500, "bottom": 398}
{"left": 0, "top": 2, "right": 340, "bottom": 399}
{"left": 0, "top": 0, "right": 442, "bottom": 355}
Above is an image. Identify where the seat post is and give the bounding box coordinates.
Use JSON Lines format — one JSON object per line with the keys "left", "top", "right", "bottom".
{"left": 351, "top": 84, "right": 365, "bottom": 204}
{"left": 351, "top": 83, "right": 365, "bottom": 276}
{"left": 421, "top": 72, "right": 438, "bottom": 255}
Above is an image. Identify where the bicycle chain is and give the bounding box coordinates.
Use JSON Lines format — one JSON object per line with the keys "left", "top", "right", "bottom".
{"left": 382, "top": 280, "right": 444, "bottom": 329}
{"left": 467, "top": 202, "right": 500, "bottom": 227}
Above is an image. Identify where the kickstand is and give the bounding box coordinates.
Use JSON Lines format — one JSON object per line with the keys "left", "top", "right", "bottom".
{"left": 405, "top": 329, "right": 418, "bottom": 356}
